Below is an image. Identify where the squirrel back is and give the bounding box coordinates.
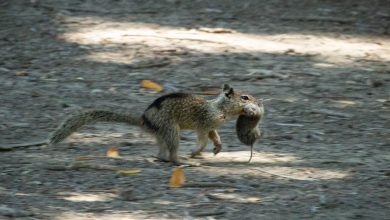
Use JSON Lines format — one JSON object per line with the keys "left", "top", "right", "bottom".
{"left": 142, "top": 93, "right": 223, "bottom": 133}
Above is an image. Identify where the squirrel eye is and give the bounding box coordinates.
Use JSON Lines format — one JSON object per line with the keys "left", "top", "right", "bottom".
{"left": 240, "top": 95, "right": 249, "bottom": 101}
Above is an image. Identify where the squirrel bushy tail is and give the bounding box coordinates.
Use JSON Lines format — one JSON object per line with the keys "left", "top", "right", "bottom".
{"left": 49, "top": 110, "right": 142, "bottom": 144}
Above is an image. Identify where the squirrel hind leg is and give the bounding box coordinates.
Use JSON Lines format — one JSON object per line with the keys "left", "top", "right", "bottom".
{"left": 167, "top": 130, "right": 180, "bottom": 164}
{"left": 156, "top": 137, "right": 170, "bottom": 162}
{"left": 155, "top": 125, "right": 180, "bottom": 164}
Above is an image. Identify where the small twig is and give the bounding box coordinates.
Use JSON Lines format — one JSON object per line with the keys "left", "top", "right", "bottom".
{"left": 46, "top": 162, "right": 121, "bottom": 171}
{"left": 38, "top": 3, "right": 104, "bottom": 13}
{"left": 251, "top": 168, "right": 317, "bottom": 181}
{"left": 76, "top": 156, "right": 135, "bottom": 162}
{"left": 39, "top": 3, "right": 156, "bottom": 15}
{"left": 311, "top": 109, "right": 354, "bottom": 118}
{"left": 274, "top": 123, "right": 304, "bottom": 127}
{"left": 71, "top": 162, "right": 120, "bottom": 171}
{"left": 126, "top": 60, "right": 171, "bottom": 69}
{"left": 253, "top": 82, "right": 295, "bottom": 87}
{"left": 280, "top": 16, "right": 354, "bottom": 24}
{"left": 0, "top": 141, "right": 48, "bottom": 151}
{"left": 299, "top": 91, "right": 362, "bottom": 100}
{"left": 122, "top": 34, "right": 230, "bottom": 45}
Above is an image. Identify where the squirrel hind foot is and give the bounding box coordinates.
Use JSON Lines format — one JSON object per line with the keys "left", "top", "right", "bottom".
{"left": 190, "top": 150, "right": 204, "bottom": 159}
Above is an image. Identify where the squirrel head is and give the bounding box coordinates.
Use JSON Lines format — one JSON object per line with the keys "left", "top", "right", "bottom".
{"left": 220, "top": 84, "right": 262, "bottom": 116}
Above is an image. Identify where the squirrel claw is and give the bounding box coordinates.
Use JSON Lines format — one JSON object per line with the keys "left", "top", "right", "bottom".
{"left": 213, "top": 146, "right": 221, "bottom": 155}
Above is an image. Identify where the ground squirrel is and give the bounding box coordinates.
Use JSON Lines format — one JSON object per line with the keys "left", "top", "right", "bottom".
{"left": 5, "top": 84, "right": 262, "bottom": 164}
{"left": 236, "top": 102, "right": 264, "bottom": 162}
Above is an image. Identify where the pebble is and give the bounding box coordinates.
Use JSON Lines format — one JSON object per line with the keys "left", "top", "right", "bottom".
{"left": 91, "top": 89, "right": 104, "bottom": 94}
{"left": 310, "top": 206, "right": 319, "bottom": 213}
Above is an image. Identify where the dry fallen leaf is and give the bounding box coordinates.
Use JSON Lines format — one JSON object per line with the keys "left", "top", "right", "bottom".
{"left": 198, "top": 27, "right": 235, "bottom": 34}
{"left": 117, "top": 170, "right": 142, "bottom": 175}
{"left": 141, "top": 80, "right": 164, "bottom": 92}
{"left": 106, "top": 147, "right": 120, "bottom": 158}
{"left": 169, "top": 167, "right": 186, "bottom": 188}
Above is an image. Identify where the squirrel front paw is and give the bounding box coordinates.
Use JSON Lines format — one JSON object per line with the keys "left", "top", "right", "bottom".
{"left": 213, "top": 143, "right": 222, "bottom": 155}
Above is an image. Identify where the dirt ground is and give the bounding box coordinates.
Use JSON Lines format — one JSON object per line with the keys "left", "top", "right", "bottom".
{"left": 1, "top": 0, "right": 389, "bottom": 219}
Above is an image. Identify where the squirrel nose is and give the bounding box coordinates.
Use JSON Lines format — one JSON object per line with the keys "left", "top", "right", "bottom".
{"left": 243, "top": 105, "right": 257, "bottom": 115}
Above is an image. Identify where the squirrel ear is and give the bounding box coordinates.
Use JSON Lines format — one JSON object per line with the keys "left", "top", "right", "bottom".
{"left": 223, "top": 84, "right": 234, "bottom": 98}
{"left": 223, "top": 84, "right": 231, "bottom": 92}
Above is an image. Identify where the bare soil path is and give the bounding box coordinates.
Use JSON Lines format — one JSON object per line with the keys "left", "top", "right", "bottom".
{"left": 1, "top": 0, "right": 389, "bottom": 219}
